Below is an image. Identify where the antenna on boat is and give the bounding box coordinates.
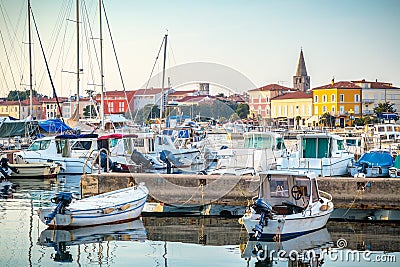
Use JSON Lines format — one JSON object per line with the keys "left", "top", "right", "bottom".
{"left": 76, "top": 0, "right": 80, "bottom": 121}
{"left": 28, "top": 0, "right": 33, "bottom": 117}
{"left": 160, "top": 31, "right": 168, "bottom": 120}
{"left": 99, "top": 0, "right": 105, "bottom": 130}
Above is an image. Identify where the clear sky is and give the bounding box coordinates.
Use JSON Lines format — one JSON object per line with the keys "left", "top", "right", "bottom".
{"left": 0, "top": 0, "right": 399, "bottom": 98}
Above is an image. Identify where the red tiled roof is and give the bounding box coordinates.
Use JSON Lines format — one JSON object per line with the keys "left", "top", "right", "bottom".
{"left": 134, "top": 88, "right": 163, "bottom": 95}
{"left": 313, "top": 81, "right": 361, "bottom": 90}
{"left": 272, "top": 91, "right": 313, "bottom": 100}
{"left": 177, "top": 95, "right": 215, "bottom": 102}
{"left": 248, "top": 84, "right": 294, "bottom": 92}
{"left": 169, "top": 90, "right": 196, "bottom": 96}
{"left": 0, "top": 98, "right": 42, "bottom": 106}
{"left": 351, "top": 79, "right": 398, "bottom": 89}
{"left": 40, "top": 97, "right": 68, "bottom": 103}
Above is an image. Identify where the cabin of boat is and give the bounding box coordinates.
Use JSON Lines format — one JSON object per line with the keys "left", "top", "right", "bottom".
{"left": 277, "top": 133, "right": 354, "bottom": 177}
{"left": 373, "top": 124, "right": 400, "bottom": 143}
{"left": 242, "top": 170, "right": 333, "bottom": 239}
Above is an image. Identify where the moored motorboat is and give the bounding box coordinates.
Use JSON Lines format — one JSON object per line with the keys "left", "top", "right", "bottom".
{"left": 38, "top": 183, "right": 149, "bottom": 228}
{"left": 348, "top": 149, "right": 394, "bottom": 177}
{"left": 241, "top": 170, "right": 333, "bottom": 240}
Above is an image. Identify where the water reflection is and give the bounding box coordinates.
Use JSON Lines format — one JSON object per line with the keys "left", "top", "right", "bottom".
{"left": 38, "top": 219, "right": 147, "bottom": 263}
{"left": 241, "top": 228, "right": 333, "bottom": 267}
{"left": 0, "top": 175, "right": 399, "bottom": 266}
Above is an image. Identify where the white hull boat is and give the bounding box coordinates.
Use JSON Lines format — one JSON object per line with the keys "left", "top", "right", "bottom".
{"left": 277, "top": 133, "right": 354, "bottom": 177}
{"left": 241, "top": 171, "right": 333, "bottom": 239}
{"left": 9, "top": 161, "right": 61, "bottom": 178}
{"left": 38, "top": 184, "right": 149, "bottom": 228}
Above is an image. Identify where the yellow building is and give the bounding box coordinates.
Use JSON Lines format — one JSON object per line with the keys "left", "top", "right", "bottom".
{"left": 271, "top": 91, "right": 313, "bottom": 127}
{"left": 0, "top": 99, "right": 42, "bottom": 119}
{"left": 312, "top": 81, "right": 361, "bottom": 127}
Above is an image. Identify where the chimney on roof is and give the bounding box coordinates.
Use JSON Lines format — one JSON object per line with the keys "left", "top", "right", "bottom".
{"left": 376, "top": 79, "right": 378, "bottom": 82}
{"left": 331, "top": 77, "right": 335, "bottom": 85}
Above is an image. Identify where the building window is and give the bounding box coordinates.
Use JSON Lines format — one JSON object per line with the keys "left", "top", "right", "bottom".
{"left": 331, "top": 106, "right": 335, "bottom": 113}
{"left": 340, "top": 106, "right": 345, "bottom": 114}
{"left": 392, "top": 94, "right": 395, "bottom": 100}
{"left": 265, "top": 106, "right": 269, "bottom": 115}
{"left": 119, "top": 102, "right": 125, "bottom": 112}
{"left": 354, "top": 105, "right": 359, "bottom": 115}
{"left": 266, "top": 97, "right": 269, "bottom": 103}
{"left": 381, "top": 94, "right": 385, "bottom": 100}
{"left": 314, "top": 95, "right": 318, "bottom": 103}
{"left": 331, "top": 94, "right": 335, "bottom": 102}
{"left": 340, "top": 94, "right": 344, "bottom": 102}
{"left": 47, "top": 104, "right": 49, "bottom": 109}
{"left": 374, "top": 94, "right": 378, "bottom": 100}
{"left": 109, "top": 102, "right": 114, "bottom": 112}
{"left": 314, "top": 106, "right": 318, "bottom": 115}
{"left": 354, "top": 94, "right": 360, "bottom": 102}
{"left": 322, "top": 106, "right": 327, "bottom": 113}
{"left": 322, "top": 95, "right": 327, "bottom": 102}
{"left": 278, "top": 106, "right": 282, "bottom": 116}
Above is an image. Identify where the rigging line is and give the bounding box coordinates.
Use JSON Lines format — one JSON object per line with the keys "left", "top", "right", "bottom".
{"left": 81, "top": 1, "right": 98, "bottom": 93}
{"left": 0, "top": 26, "right": 19, "bottom": 98}
{"left": 0, "top": 1, "right": 25, "bottom": 78}
{"left": 30, "top": 6, "right": 64, "bottom": 121}
{"left": 36, "top": 0, "right": 71, "bottom": 93}
{"left": 101, "top": 0, "right": 132, "bottom": 115}
{"left": 132, "top": 35, "right": 165, "bottom": 122}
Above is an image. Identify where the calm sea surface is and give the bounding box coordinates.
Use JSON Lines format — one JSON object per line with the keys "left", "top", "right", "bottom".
{"left": 0, "top": 175, "right": 399, "bottom": 267}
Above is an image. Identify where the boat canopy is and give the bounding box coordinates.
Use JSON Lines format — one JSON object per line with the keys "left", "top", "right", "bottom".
{"left": 357, "top": 151, "right": 394, "bottom": 168}
{"left": 394, "top": 156, "right": 400, "bottom": 169}
{"left": 55, "top": 133, "right": 98, "bottom": 139}
{"left": 98, "top": 133, "right": 138, "bottom": 140}
{"left": 38, "top": 119, "right": 72, "bottom": 133}
{"left": 0, "top": 120, "right": 39, "bottom": 137}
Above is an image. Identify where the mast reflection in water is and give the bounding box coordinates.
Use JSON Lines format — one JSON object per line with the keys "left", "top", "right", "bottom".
{"left": 0, "top": 176, "right": 399, "bottom": 266}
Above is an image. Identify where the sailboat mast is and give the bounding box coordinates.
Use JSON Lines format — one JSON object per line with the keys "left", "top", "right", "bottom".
{"left": 76, "top": 0, "right": 80, "bottom": 119}
{"left": 160, "top": 33, "right": 168, "bottom": 119}
{"left": 28, "top": 0, "right": 33, "bottom": 117}
{"left": 99, "top": 0, "right": 105, "bottom": 130}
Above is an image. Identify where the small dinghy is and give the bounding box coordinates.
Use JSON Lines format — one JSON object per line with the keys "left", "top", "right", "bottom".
{"left": 241, "top": 171, "right": 333, "bottom": 240}
{"left": 38, "top": 183, "right": 148, "bottom": 228}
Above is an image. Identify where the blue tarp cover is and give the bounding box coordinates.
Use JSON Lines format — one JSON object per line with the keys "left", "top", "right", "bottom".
{"left": 357, "top": 152, "right": 394, "bottom": 167}
{"left": 38, "top": 119, "right": 72, "bottom": 133}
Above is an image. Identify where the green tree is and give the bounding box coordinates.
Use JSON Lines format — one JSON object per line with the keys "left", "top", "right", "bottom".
{"left": 374, "top": 102, "right": 396, "bottom": 114}
{"left": 235, "top": 103, "right": 249, "bottom": 119}
{"left": 83, "top": 104, "right": 98, "bottom": 118}
{"left": 319, "top": 113, "right": 336, "bottom": 127}
{"left": 7, "top": 90, "right": 38, "bottom": 101}
{"left": 133, "top": 104, "right": 160, "bottom": 123}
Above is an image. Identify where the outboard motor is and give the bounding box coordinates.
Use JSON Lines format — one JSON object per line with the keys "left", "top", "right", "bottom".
{"left": 252, "top": 198, "right": 273, "bottom": 240}
{"left": 46, "top": 192, "right": 73, "bottom": 224}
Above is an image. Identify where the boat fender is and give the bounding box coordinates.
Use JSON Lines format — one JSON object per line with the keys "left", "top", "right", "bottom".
{"left": 120, "top": 203, "right": 130, "bottom": 211}
{"left": 103, "top": 207, "right": 115, "bottom": 214}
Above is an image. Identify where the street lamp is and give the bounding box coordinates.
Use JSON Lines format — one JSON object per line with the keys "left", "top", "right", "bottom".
{"left": 348, "top": 108, "right": 354, "bottom": 126}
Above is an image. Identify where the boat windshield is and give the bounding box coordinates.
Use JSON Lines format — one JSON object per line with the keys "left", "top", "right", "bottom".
{"left": 71, "top": 140, "right": 92, "bottom": 150}
{"left": 28, "top": 140, "right": 51, "bottom": 151}
{"left": 337, "top": 139, "right": 345, "bottom": 150}
{"left": 269, "top": 176, "right": 289, "bottom": 198}
{"left": 302, "top": 137, "right": 332, "bottom": 158}
{"left": 245, "top": 134, "right": 273, "bottom": 149}
{"left": 109, "top": 139, "right": 119, "bottom": 148}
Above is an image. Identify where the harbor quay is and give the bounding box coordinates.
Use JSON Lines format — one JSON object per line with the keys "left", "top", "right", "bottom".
{"left": 81, "top": 172, "right": 400, "bottom": 211}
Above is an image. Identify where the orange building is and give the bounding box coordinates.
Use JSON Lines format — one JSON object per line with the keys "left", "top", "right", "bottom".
{"left": 312, "top": 81, "right": 362, "bottom": 127}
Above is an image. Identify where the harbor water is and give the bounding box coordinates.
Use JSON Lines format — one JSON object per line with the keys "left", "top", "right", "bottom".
{"left": 0, "top": 175, "right": 399, "bottom": 266}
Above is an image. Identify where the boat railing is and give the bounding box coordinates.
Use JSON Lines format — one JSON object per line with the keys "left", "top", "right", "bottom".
{"left": 319, "top": 190, "right": 333, "bottom": 203}
{"left": 83, "top": 148, "right": 111, "bottom": 174}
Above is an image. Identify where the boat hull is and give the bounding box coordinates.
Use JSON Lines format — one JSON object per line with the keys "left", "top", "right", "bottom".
{"left": 10, "top": 163, "right": 61, "bottom": 178}
{"left": 38, "top": 185, "right": 148, "bottom": 228}
{"left": 243, "top": 209, "right": 333, "bottom": 239}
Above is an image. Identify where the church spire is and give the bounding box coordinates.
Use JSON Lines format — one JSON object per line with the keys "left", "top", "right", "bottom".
{"left": 293, "top": 48, "right": 310, "bottom": 91}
